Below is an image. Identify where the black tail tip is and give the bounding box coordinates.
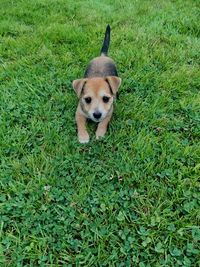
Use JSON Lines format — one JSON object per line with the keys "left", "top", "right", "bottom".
{"left": 106, "top": 24, "right": 111, "bottom": 32}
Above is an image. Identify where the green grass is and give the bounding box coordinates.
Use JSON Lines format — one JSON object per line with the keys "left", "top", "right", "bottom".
{"left": 0, "top": 0, "right": 200, "bottom": 266}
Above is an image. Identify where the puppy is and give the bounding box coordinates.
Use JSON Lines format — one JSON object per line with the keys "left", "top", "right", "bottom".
{"left": 72, "top": 25, "right": 121, "bottom": 143}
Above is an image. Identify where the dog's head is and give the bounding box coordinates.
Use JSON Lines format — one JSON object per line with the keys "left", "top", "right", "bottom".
{"left": 72, "top": 77, "right": 121, "bottom": 122}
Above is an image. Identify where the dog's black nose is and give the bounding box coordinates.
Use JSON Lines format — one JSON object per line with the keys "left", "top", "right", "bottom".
{"left": 93, "top": 112, "right": 102, "bottom": 119}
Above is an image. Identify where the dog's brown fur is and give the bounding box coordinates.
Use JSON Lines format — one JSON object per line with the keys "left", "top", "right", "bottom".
{"left": 72, "top": 25, "right": 121, "bottom": 143}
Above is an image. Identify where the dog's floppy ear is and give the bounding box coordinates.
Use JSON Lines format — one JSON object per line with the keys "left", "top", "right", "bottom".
{"left": 105, "top": 76, "right": 121, "bottom": 96}
{"left": 72, "top": 79, "right": 88, "bottom": 97}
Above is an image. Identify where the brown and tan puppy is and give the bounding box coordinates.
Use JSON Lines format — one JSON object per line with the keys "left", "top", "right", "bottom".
{"left": 72, "top": 25, "right": 121, "bottom": 143}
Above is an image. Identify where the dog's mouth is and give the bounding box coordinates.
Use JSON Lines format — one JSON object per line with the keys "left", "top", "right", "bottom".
{"left": 91, "top": 117, "right": 103, "bottom": 123}
{"left": 89, "top": 114, "right": 106, "bottom": 123}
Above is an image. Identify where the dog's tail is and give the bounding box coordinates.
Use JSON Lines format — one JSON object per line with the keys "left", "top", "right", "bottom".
{"left": 100, "top": 24, "right": 110, "bottom": 56}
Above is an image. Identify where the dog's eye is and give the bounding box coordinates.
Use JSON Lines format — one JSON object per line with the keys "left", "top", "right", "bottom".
{"left": 84, "top": 97, "right": 92, "bottom": 104}
{"left": 102, "top": 96, "right": 110, "bottom": 103}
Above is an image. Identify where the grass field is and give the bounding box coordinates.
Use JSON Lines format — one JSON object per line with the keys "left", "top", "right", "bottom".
{"left": 0, "top": 0, "right": 200, "bottom": 266}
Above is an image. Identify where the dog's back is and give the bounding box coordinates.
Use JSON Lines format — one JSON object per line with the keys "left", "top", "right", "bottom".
{"left": 84, "top": 25, "right": 118, "bottom": 78}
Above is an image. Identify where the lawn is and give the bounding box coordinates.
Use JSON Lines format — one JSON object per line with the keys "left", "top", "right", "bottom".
{"left": 0, "top": 0, "right": 200, "bottom": 266}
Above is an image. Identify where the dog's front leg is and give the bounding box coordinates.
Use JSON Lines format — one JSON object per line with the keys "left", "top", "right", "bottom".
{"left": 96, "top": 111, "right": 113, "bottom": 140}
{"left": 76, "top": 109, "right": 89, "bottom": 143}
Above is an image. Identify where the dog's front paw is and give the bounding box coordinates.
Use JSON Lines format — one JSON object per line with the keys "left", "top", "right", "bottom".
{"left": 96, "top": 129, "right": 106, "bottom": 140}
{"left": 78, "top": 132, "right": 90, "bottom": 144}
